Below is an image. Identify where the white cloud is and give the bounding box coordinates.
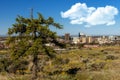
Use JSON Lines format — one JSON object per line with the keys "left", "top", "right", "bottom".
{"left": 61, "top": 3, "right": 118, "bottom": 27}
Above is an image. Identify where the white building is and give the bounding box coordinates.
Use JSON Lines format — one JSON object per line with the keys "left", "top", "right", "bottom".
{"left": 71, "top": 37, "right": 79, "bottom": 44}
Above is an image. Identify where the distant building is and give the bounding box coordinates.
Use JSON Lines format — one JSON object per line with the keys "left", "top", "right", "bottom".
{"left": 71, "top": 37, "right": 79, "bottom": 44}
{"left": 79, "top": 32, "right": 87, "bottom": 44}
{"left": 109, "top": 36, "right": 120, "bottom": 43}
{"left": 65, "top": 33, "right": 70, "bottom": 42}
{"left": 62, "top": 32, "right": 120, "bottom": 45}
{"left": 79, "top": 37, "right": 86, "bottom": 43}
{"left": 79, "top": 32, "right": 86, "bottom": 37}
{"left": 86, "top": 36, "right": 93, "bottom": 43}
{"left": 109, "top": 36, "right": 120, "bottom": 41}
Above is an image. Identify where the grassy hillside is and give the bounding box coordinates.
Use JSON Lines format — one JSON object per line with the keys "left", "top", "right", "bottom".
{"left": 43, "top": 46, "right": 120, "bottom": 80}
{"left": 0, "top": 46, "right": 120, "bottom": 80}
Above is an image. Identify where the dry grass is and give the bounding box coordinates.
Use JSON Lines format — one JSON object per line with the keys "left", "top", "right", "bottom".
{"left": 1, "top": 46, "right": 120, "bottom": 80}
{"left": 0, "top": 75, "right": 7, "bottom": 80}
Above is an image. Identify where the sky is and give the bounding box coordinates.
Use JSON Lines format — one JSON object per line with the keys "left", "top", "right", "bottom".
{"left": 0, "top": 0, "right": 120, "bottom": 36}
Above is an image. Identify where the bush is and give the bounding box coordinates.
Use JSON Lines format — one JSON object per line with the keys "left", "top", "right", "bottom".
{"left": 7, "top": 60, "right": 28, "bottom": 74}
{"left": 89, "top": 62, "right": 106, "bottom": 71}
{"left": 82, "top": 58, "right": 89, "bottom": 63}
{"left": 66, "top": 67, "right": 80, "bottom": 75}
{"left": 106, "top": 55, "right": 118, "bottom": 60}
{"left": 0, "top": 58, "right": 12, "bottom": 72}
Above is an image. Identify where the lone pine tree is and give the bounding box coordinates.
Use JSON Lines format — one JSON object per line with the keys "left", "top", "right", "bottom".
{"left": 7, "top": 13, "right": 63, "bottom": 80}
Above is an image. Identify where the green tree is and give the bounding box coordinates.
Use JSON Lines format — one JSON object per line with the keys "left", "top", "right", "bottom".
{"left": 6, "top": 13, "right": 63, "bottom": 80}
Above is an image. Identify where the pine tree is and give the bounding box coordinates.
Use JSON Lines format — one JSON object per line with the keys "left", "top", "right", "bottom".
{"left": 7, "top": 13, "right": 63, "bottom": 79}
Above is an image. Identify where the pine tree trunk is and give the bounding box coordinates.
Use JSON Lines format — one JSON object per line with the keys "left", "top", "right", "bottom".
{"left": 31, "top": 55, "right": 38, "bottom": 80}
{"left": 32, "top": 26, "right": 38, "bottom": 80}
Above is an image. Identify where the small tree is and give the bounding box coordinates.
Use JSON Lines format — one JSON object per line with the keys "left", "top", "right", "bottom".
{"left": 7, "top": 13, "right": 63, "bottom": 79}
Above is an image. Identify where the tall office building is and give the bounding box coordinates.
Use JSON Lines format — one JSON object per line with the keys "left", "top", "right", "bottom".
{"left": 79, "top": 32, "right": 86, "bottom": 37}
{"left": 65, "top": 33, "right": 70, "bottom": 42}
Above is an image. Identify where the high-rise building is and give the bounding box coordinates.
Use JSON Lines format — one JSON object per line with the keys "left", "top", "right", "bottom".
{"left": 86, "top": 36, "right": 93, "bottom": 43}
{"left": 65, "top": 33, "right": 70, "bottom": 42}
{"left": 79, "top": 32, "right": 86, "bottom": 37}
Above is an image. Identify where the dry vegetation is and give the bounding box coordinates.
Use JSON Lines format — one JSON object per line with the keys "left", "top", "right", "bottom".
{"left": 0, "top": 46, "right": 120, "bottom": 80}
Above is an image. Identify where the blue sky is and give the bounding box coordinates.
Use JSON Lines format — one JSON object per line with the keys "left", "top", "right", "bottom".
{"left": 0, "top": 0, "right": 120, "bottom": 36}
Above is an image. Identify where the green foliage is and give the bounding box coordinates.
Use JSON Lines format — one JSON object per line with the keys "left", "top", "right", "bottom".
{"left": 0, "top": 58, "right": 11, "bottom": 72}
{"left": 7, "top": 59, "right": 28, "bottom": 74}
{"left": 3, "top": 31, "right": 120, "bottom": 80}
{"left": 7, "top": 12, "right": 63, "bottom": 79}
{"left": 7, "top": 13, "right": 63, "bottom": 58}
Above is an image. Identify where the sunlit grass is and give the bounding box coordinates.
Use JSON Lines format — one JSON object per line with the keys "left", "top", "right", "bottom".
{"left": 0, "top": 46, "right": 120, "bottom": 80}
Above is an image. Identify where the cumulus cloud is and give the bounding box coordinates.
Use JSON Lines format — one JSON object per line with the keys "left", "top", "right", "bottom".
{"left": 61, "top": 3, "right": 118, "bottom": 27}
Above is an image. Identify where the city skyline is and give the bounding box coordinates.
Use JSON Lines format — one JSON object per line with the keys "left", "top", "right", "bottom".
{"left": 0, "top": 0, "right": 120, "bottom": 36}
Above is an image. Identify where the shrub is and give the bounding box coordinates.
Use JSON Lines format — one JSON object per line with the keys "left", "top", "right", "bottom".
{"left": 66, "top": 67, "right": 80, "bottom": 75}
{"left": 103, "top": 51, "right": 108, "bottom": 54}
{"left": 0, "top": 58, "right": 12, "bottom": 72}
{"left": 82, "top": 58, "right": 89, "bottom": 63}
{"left": 106, "top": 55, "right": 118, "bottom": 60}
{"left": 100, "top": 50, "right": 104, "bottom": 52}
{"left": 7, "top": 60, "right": 28, "bottom": 74}
{"left": 89, "top": 62, "right": 106, "bottom": 71}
